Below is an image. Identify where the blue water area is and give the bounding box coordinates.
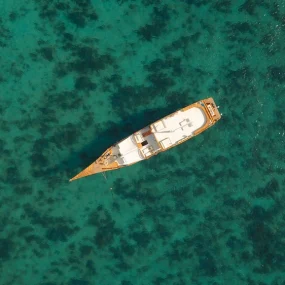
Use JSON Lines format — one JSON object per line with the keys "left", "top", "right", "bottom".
{"left": 1, "top": 0, "right": 285, "bottom": 284}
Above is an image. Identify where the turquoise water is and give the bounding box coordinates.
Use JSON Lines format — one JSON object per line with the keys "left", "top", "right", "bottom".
{"left": 1, "top": 0, "right": 285, "bottom": 284}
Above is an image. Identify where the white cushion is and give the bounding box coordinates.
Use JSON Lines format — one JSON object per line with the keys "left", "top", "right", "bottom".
{"left": 160, "top": 137, "right": 172, "bottom": 149}
{"left": 153, "top": 120, "right": 166, "bottom": 131}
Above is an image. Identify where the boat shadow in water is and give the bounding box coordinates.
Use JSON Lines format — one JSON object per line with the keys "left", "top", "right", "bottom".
{"left": 64, "top": 104, "right": 183, "bottom": 180}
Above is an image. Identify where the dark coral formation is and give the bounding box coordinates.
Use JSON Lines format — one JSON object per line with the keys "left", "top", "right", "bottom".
{"left": 137, "top": 5, "right": 170, "bottom": 41}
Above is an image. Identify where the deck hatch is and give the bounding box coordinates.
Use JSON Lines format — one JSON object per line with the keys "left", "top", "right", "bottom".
{"left": 141, "top": 140, "right": 148, "bottom": 146}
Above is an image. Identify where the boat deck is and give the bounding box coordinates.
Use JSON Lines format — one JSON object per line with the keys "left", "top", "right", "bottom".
{"left": 150, "top": 106, "right": 207, "bottom": 149}
{"left": 115, "top": 106, "right": 207, "bottom": 164}
{"left": 116, "top": 126, "right": 161, "bottom": 165}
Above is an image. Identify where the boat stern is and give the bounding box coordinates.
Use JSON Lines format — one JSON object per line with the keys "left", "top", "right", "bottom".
{"left": 202, "top": 97, "right": 221, "bottom": 122}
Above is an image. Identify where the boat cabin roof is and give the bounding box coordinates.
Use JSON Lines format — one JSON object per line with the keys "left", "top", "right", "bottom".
{"left": 150, "top": 106, "right": 206, "bottom": 149}
{"left": 115, "top": 106, "right": 207, "bottom": 165}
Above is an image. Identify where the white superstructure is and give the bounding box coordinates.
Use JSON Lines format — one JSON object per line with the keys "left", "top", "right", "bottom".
{"left": 151, "top": 107, "right": 206, "bottom": 149}
{"left": 115, "top": 106, "right": 207, "bottom": 166}
{"left": 116, "top": 136, "right": 144, "bottom": 165}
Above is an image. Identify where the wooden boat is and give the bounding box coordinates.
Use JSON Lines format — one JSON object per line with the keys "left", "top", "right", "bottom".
{"left": 69, "top": 97, "right": 221, "bottom": 181}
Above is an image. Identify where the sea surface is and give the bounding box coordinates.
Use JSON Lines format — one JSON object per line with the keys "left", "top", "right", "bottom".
{"left": 1, "top": 0, "right": 285, "bottom": 284}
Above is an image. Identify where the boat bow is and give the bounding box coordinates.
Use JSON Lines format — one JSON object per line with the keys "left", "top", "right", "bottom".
{"left": 69, "top": 162, "right": 104, "bottom": 182}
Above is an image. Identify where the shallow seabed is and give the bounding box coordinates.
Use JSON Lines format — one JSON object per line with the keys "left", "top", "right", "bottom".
{"left": 1, "top": 0, "right": 285, "bottom": 284}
